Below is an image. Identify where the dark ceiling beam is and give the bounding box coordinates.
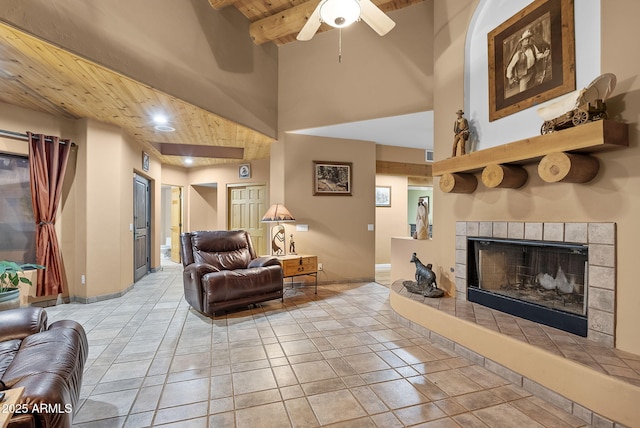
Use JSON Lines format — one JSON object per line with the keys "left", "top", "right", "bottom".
{"left": 247, "top": 0, "right": 425, "bottom": 45}
{"left": 154, "top": 142, "right": 244, "bottom": 159}
{"left": 249, "top": 0, "right": 319, "bottom": 45}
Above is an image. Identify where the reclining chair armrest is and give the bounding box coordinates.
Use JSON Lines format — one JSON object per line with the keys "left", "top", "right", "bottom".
{"left": 185, "top": 263, "right": 221, "bottom": 277}
{"left": 183, "top": 263, "right": 220, "bottom": 312}
{"left": 0, "top": 307, "right": 47, "bottom": 342}
{"left": 248, "top": 256, "right": 281, "bottom": 269}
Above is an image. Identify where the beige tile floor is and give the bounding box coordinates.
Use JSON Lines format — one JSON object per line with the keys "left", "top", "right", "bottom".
{"left": 42, "top": 262, "right": 595, "bottom": 427}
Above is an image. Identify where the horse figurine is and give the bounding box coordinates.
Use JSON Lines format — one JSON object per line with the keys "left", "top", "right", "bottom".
{"left": 405, "top": 252, "right": 444, "bottom": 298}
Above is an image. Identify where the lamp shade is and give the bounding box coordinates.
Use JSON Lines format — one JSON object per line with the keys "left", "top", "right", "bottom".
{"left": 320, "top": 0, "right": 361, "bottom": 28}
{"left": 261, "top": 204, "right": 295, "bottom": 222}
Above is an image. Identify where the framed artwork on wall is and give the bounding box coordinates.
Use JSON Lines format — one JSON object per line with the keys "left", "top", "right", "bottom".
{"left": 375, "top": 186, "right": 391, "bottom": 207}
{"left": 488, "top": 0, "right": 575, "bottom": 121}
{"left": 239, "top": 163, "right": 251, "bottom": 179}
{"left": 142, "top": 152, "right": 150, "bottom": 172}
{"left": 313, "top": 161, "right": 352, "bottom": 196}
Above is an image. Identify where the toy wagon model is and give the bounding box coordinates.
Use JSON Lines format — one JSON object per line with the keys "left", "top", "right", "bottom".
{"left": 538, "top": 73, "right": 616, "bottom": 135}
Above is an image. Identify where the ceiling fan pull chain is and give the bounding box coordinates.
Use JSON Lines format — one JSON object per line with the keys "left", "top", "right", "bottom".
{"left": 338, "top": 28, "right": 342, "bottom": 63}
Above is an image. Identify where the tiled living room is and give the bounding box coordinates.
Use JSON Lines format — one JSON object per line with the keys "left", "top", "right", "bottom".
{"left": 42, "top": 261, "right": 599, "bottom": 427}
{"left": 1, "top": 0, "right": 640, "bottom": 426}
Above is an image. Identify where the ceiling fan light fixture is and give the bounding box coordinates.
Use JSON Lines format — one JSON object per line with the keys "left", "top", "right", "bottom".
{"left": 320, "top": 0, "right": 361, "bottom": 28}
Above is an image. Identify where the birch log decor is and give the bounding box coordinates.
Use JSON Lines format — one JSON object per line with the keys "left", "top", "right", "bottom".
{"left": 481, "top": 164, "right": 528, "bottom": 188}
{"left": 537, "top": 152, "right": 600, "bottom": 183}
{"left": 439, "top": 173, "right": 478, "bottom": 194}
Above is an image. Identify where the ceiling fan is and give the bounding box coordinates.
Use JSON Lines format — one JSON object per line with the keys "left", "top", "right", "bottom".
{"left": 297, "top": 0, "right": 396, "bottom": 41}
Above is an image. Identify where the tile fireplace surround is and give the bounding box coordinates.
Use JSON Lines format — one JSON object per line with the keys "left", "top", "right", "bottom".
{"left": 455, "top": 222, "right": 616, "bottom": 346}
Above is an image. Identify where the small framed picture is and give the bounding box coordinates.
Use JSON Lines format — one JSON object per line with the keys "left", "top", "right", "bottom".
{"left": 313, "top": 161, "right": 352, "bottom": 196}
{"left": 142, "top": 152, "right": 150, "bottom": 172}
{"left": 376, "top": 186, "right": 391, "bottom": 207}
{"left": 239, "top": 163, "right": 251, "bottom": 179}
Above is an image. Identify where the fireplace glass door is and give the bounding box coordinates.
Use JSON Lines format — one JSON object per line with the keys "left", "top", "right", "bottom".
{"left": 467, "top": 237, "right": 588, "bottom": 335}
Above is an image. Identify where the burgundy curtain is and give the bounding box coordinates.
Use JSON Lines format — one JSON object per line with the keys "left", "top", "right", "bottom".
{"left": 28, "top": 132, "right": 71, "bottom": 296}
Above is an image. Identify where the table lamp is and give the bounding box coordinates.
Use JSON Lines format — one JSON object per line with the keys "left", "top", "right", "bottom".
{"left": 261, "top": 203, "right": 295, "bottom": 256}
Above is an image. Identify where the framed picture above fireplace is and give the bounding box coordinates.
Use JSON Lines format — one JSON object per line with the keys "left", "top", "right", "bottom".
{"left": 488, "top": 0, "right": 576, "bottom": 121}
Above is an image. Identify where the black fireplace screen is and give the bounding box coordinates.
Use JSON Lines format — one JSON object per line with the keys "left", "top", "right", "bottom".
{"left": 467, "top": 238, "right": 588, "bottom": 317}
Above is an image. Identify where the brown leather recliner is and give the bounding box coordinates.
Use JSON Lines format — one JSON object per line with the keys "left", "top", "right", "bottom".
{"left": 0, "top": 307, "right": 88, "bottom": 428}
{"left": 180, "top": 230, "right": 284, "bottom": 315}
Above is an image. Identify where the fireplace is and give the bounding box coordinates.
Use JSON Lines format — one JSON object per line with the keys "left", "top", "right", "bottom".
{"left": 467, "top": 237, "right": 588, "bottom": 336}
{"left": 455, "top": 222, "right": 616, "bottom": 346}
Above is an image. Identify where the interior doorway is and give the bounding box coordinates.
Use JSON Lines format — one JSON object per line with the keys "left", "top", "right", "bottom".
{"left": 133, "top": 174, "right": 151, "bottom": 282}
{"left": 228, "top": 184, "right": 268, "bottom": 255}
{"left": 170, "top": 187, "right": 182, "bottom": 262}
{"left": 160, "top": 185, "right": 183, "bottom": 263}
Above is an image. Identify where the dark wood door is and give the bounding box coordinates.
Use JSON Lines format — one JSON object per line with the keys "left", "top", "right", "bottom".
{"left": 134, "top": 175, "right": 150, "bottom": 282}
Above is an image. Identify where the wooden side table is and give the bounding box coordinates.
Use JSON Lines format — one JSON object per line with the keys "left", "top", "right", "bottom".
{"left": 0, "top": 387, "right": 25, "bottom": 428}
{"left": 278, "top": 254, "right": 318, "bottom": 294}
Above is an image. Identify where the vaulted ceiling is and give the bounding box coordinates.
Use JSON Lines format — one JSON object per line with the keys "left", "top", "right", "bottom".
{"left": 209, "top": 0, "right": 424, "bottom": 45}
{"left": 0, "top": 0, "right": 426, "bottom": 168}
{"left": 0, "top": 22, "right": 275, "bottom": 167}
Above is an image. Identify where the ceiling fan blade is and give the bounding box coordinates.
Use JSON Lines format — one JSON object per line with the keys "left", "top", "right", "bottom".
{"left": 359, "top": 0, "right": 396, "bottom": 36}
{"left": 297, "top": 2, "right": 323, "bottom": 41}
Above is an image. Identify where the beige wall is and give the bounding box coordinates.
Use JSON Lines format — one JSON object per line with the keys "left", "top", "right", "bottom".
{"left": 276, "top": 3, "right": 434, "bottom": 282}
{"left": 189, "top": 186, "right": 218, "bottom": 232}
{"left": 0, "top": 102, "right": 166, "bottom": 301}
{"left": 0, "top": 0, "right": 278, "bottom": 137}
{"left": 81, "top": 119, "right": 163, "bottom": 298}
{"left": 423, "top": 0, "right": 477, "bottom": 297}
{"left": 376, "top": 145, "right": 429, "bottom": 164}
{"left": 277, "top": 2, "right": 434, "bottom": 133}
{"left": 186, "top": 158, "right": 270, "bottom": 232}
{"left": 281, "top": 134, "right": 376, "bottom": 283}
{"left": 600, "top": 0, "right": 640, "bottom": 357}
{"left": 161, "top": 165, "right": 188, "bottom": 188}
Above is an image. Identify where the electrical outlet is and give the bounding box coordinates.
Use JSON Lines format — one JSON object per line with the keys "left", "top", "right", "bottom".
{"left": 318, "top": 263, "right": 323, "bottom": 271}
{"left": 81, "top": 275, "right": 86, "bottom": 284}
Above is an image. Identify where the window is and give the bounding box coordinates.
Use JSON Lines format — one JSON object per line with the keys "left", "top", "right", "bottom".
{"left": 0, "top": 153, "right": 35, "bottom": 263}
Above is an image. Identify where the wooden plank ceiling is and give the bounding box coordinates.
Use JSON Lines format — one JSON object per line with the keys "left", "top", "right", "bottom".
{"left": 0, "top": 23, "right": 275, "bottom": 167}
{"left": 209, "top": 0, "right": 425, "bottom": 45}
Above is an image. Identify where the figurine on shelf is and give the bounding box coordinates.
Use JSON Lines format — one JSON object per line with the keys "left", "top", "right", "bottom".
{"left": 414, "top": 199, "right": 428, "bottom": 240}
{"left": 289, "top": 234, "right": 296, "bottom": 255}
{"left": 403, "top": 253, "right": 444, "bottom": 298}
{"left": 452, "top": 109, "right": 470, "bottom": 157}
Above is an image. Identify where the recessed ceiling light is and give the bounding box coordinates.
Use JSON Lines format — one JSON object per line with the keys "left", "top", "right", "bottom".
{"left": 152, "top": 114, "right": 168, "bottom": 124}
{"left": 154, "top": 124, "right": 175, "bottom": 132}
{"left": 184, "top": 158, "right": 193, "bottom": 165}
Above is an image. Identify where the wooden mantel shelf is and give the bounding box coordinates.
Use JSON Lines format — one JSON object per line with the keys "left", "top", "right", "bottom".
{"left": 433, "top": 120, "right": 628, "bottom": 177}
